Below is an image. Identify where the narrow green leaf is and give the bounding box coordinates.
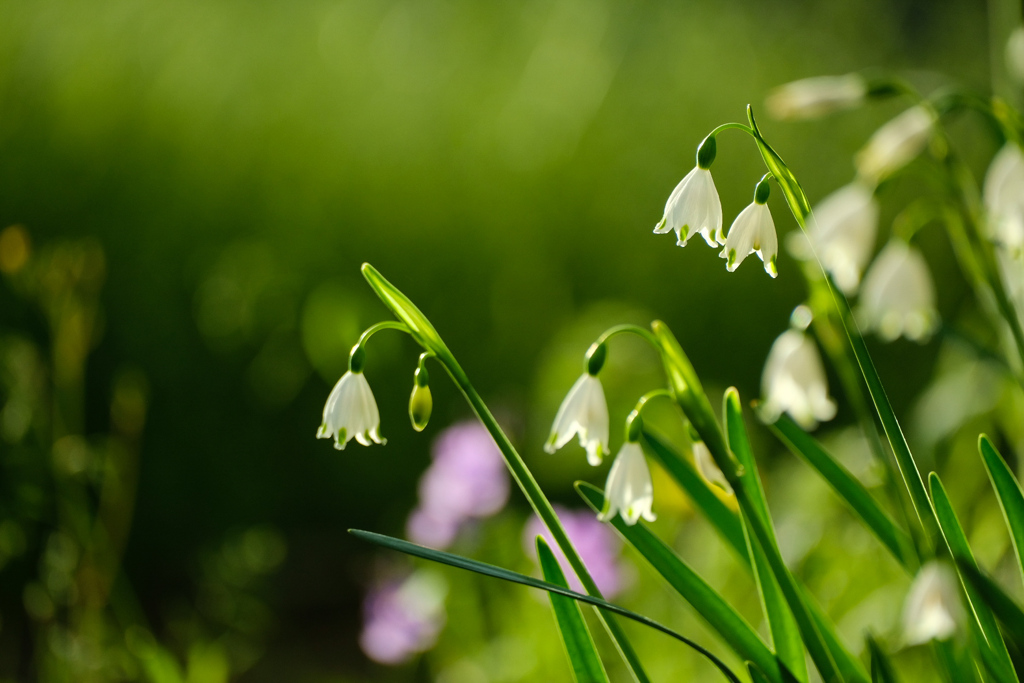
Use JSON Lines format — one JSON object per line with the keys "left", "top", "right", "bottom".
{"left": 349, "top": 529, "right": 743, "bottom": 683}
{"left": 802, "top": 595, "right": 870, "bottom": 683}
{"left": 726, "top": 389, "right": 808, "bottom": 683}
{"left": 536, "top": 538, "right": 610, "bottom": 683}
{"left": 576, "top": 482, "right": 783, "bottom": 682}
{"left": 641, "top": 428, "right": 748, "bottom": 562}
{"left": 866, "top": 636, "right": 897, "bottom": 683}
{"left": 979, "top": 435, "right": 1024, "bottom": 586}
{"left": 929, "top": 473, "right": 1017, "bottom": 680}
{"left": 748, "top": 662, "right": 775, "bottom": 683}
{"left": 957, "top": 560, "right": 1024, "bottom": 643}
{"left": 767, "top": 413, "right": 910, "bottom": 567}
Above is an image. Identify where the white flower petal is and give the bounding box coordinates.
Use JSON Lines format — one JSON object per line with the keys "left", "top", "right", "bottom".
{"left": 693, "top": 442, "right": 732, "bottom": 494}
{"left": 765, "top": 75, "right": 867, "bottom": 121}
{"left": 761, "top": 330, "right": 837, "bottom": 430}
{"left": 798, "top": 183, "right": 879, "bottom": 293}
{"left": 984, "top": 144, "right": 1024, "bottom": 254}
{"left": 318, "top": 371, "right": 385, "bottom": 450}
{"left": 903, "top": 562, "right": 961, "bottom": 645}
{"left": 722, "top": 202, "right": 778, "bottom": 277}
{"left": 599, "top": 442, "right": 655, "bottom": 526}
{"left": 858, "top": 241, "right": 938, "bottom": 343}
{"left": 658, "top": 168, "right": 723, "bottom": 247}
{"left": 856, "top": 106, "right": 934, "bottom": 184}
{"left": 545, "top": 374, "right": 610, "bottom": 464}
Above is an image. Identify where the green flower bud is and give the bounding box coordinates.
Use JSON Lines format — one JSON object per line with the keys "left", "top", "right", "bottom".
{"left": 349, "top": 344, "right": 366, "bottom": 373}
{"left": 585, "top": 341, "right": 607, "bottom": 376}
{"left": 696, "top": 134, "right": 717, "bottom": 170}
{"left": 409, "top": 383, "right": 432, "bottom": 432}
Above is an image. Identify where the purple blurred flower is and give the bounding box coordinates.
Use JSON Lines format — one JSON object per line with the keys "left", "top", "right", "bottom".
{"left": 360, "top": 569, "right": 448, "bottom": 665}
{"left": 522, "top": 506, "right": 625, "bottom": 598}
{"left": 406, "top": 421, "right": 510, "bottom": 549}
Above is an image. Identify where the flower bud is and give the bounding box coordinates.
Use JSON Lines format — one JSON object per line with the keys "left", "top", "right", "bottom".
{"left": 696, "top": 134, "right": 717, "bottom": 170}
{"left": 754, "top": 177, "right": 771, "bottom": 205}
{"left": 409, "top": 357, "right": 432, "bottom": 432}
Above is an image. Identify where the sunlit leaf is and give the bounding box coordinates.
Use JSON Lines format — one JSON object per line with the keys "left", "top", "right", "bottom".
{"left": 866, "top": 636, "right": 898, "bottom": 683}
{"left": 536, "top": 537, "right": 610, "bottom": 683}
{"left": 979, "top": 435, "right": 1024, "bottom": 587}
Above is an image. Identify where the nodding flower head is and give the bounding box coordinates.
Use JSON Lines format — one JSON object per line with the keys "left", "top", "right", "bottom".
{"left": 984, "top": 143, "right": 1024, "bottom": 255}
{"left": 655, "top": 140, "right": 724, "bottom": 248}
{"left": 858, "top": 240, "right": 938, "bottom": 343}
{"left": 790, "top": 182, "right": 879, "bottom": 294}
{"left": 903, "top": 562, "right": 961, "bottom": 646}
{"left": 760, "top": 328, "right": 837, "bottom": 430}
{"left": 765, "top": 74, "right": 867, "bottom": 121}
{"left": 855, "top": 105, "right": 934, "bottom": 185}
{"left": 721, "top": 180, "right": 778, "bottom": 277}
{"left": 545, "top": 373, "right": 610, "bottom": 466}
{"left": 317, "top": 369, "right": 386, "bottom": 450}
{"left": 599, "top": 441, "right": 656, "bottom": 526}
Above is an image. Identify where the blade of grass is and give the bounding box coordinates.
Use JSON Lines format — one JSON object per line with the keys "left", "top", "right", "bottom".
{"left": 349, "top": 529, "right": 743, "bottom": 683}
{"left": 536, "top": 538, "right": 610, "bottom": 683}
{"left": 929, "top": 473, "right": 1017, "bottom": 681}
{"left": 726, "top": 389, "right": 808, "bottom": 683}
{"left": 958, "top": 560, "right": 1024, "bottom": 644}
{"left": 575, "top": 482, "right": 784, "bottom": 683}
{"left": 979, "top": 435, "right": 1024, "bottom": 586}
{"left": 641, "top": 428, "right": 748, "bottom": 561}
{"left": 866, "top": 636, "right": 898, "bottom": 683}
{"left": 766, "top": 413, "right": 910, "bottom": 568}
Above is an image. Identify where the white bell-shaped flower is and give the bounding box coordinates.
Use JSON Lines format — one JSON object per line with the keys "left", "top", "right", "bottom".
{"left": 599, "top": 441, "right": 656, "bottom": 526}
{"left": 903, "top": 562, "right": 961, "bottom": 645}
{"left": 984, "top": 143, "right": 1024, "bottom": 255}
{"left": 317, "top": 370, "right": 386, "bottom": 450}
{"left": 655, "top": 166, "right": 724, "bottom": 248}
{"left": 1008, "top": 26, "right": 1024, "bottom": 86}
{"left": 858, "top": 241, "right": 938, "bottom": 343}
{"left": 693, "top": 441, "right": 732, "bottom": 494}
{"left": 765, "top": 74, "right": 867, "bottom": 121}
{"left": 761, "top": 329, "right": 837, "bottom": 430}
{"left": 856, "top": 106, "right": 934, "bottom": 184}
{"left": 721, "top": 200, "right": 778, "bottom": 277}
{"left": 545, "top": 373, "right": 610, "bottom": 466}
{"left": 791, "top": 183, "right": 878, "bottom": 294}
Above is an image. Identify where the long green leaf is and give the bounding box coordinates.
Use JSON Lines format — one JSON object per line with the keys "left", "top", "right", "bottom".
{"left": 575, "top": 482, "right": 784, "bottom": 683}
{"left": 537, "top": 538, "right": 610, "bottom": 683}
{"left": 979, "top": 435, "right": 1024, "bottom": 586}
{"left": 957, "top": 560, "right": 1024, "bottom": 643}
{"left": 929, "top": 473, "right": 1017, "bottom": 681}
{"left": 748, "top": 662, "right": 775, "bottom": 683}
{"left": 641, "top": 428, "right": 748, "bottom": 561}
{"left": 767, "top": 413, "right": 910, "bottom": 567}
{"left": 349, "top": 529, "right": 742, "bottom": 683}
{"left": 726, "top": 389, "right": 808, "bottom": 683}
{"left": 866, "top": 636, "right": 897, "bottom": 683}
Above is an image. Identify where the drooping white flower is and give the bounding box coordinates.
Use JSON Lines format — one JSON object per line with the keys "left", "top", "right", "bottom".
{"left": 721, "top": 200, "right": 778, "bottom": 277}
{"left": 984, "top": 143, "right": 1024, "bottom": 255}
{"left": 858, "top": 241, "right": 938, "bottom": 343}
{"left": 545, "top": 373, "right": 609, "bottom": 466}
{"left": 693, "top": 441, "right": 732, "bottom": 494}
{"left": 761, "top": 329, "right": 837, "bottom": 430}
{"left": 599, "top": 441, "right": 656, "bottom": 526}
{"left": 765, "top": 74, "right": 867, "bottom": 121}
{"left": 903, "top": 562, "right": 961, "bottom": 645}
{"left": 856, "top": 106, "right": 934, "bottom": 185}
{"left": 655, "top": 167, "right": 724, "bottom": 248}
{"left": 790, "top": 183, "right": 879, "bottom": 294}
{"left": 317, "top": 370, "right": 386, "bottom": 450}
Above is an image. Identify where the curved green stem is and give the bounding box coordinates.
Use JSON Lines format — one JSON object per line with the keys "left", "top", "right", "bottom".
{"left": 631, "top": 388, "right": 675, "bottom": 414}
{"left": 708, "top": 122, "right": 756, "bottom": 138}
{"left": 357, "top": 320, "right": 411, "bottom": 346}
{"left": 595, "top": 324, "right": 661, "bottom": 349}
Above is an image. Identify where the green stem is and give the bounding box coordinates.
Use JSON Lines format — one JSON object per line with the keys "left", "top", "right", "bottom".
{"left": 595, "top": 324, "right": 662, "bottom": 349}
{"left": 357, "top": 320, "right": 411, "bottom": 346}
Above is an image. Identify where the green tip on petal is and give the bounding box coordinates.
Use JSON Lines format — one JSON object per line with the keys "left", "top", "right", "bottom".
{"left": 765, "top": 257, "right": 778, "bottom": 278}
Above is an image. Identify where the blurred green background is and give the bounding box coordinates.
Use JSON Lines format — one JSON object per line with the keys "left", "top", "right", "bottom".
{"left": 0, "top": 0, "right": 1012, "bottom": 680}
